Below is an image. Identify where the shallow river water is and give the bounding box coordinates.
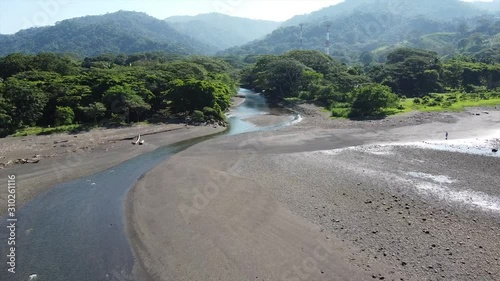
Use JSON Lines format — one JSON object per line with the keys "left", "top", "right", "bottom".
{"left": 0, "top": 89, "right": 299, "bottom": 281}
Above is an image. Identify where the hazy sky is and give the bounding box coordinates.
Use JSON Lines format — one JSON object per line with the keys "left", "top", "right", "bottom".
{"left": 0, "top": 0, "right": 345, "bottom": 34}
{"left": 0, "top": 0, "right": 494, "bottom": 35}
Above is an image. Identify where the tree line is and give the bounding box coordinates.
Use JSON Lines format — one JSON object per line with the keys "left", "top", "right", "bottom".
{"left": 0, "top": 52, "right": 238, "bottom": 136}
{"left": 241, "top": 49, "right": 500, "bottom": 118}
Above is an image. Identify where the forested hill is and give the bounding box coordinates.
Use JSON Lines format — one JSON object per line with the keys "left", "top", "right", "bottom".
{"left": 282, "top": 0, "right": 485, "bottom": 27}
{"left": 0, "top": 11, "right": 216, "bottom": 57}
{"left": 470, "top": 0, "right": 500, "bottom": 11}
{"left": 220, "top": 0, "right": 499, "bottom": 62}
{"left": 165, "top": 13, "right": 281, "bottom": 50}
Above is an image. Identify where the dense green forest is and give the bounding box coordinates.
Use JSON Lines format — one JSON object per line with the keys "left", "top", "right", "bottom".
{"left": 221, "top": 0, "right": 500, "bottom": 64}
{"left": 241, "top": 49, "right": 500, "bottom": 118}
{"left": 282, "top": 0, "right": 485, "bottom": 27}
{"left": 0, "top": 52, "right": 238, "bottom": 136}
{"left": 0, "top": 11, "right": 216, "bottom": 57}
{"left": 165, "top": 13, "right": 281, "bottom": 51}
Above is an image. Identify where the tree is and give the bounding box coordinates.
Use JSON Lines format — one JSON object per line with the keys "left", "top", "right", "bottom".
{"left": 350, "top": 84, "right": 399, "bottom": 117}
{"left": 0, "top": 84, "right": 13, "bottom": 135}
{"left": 0, "top": 53, "right": 33, "bottom": 79}
{"left": 103, "top": 85, "right": 151, "bottom": 123}
{"left": 79, "top": 102, "right": 107, "bottom": 124}
{"left": 282, "top": 50, "right": 340, "bottom": 75}
{"left": 55, "top": 106, "right": 75, "bottom": 126}
{"left": 166, "top": 79, "right": 232, "bottom": 116}
{"left": 382, "top": 48, "right": 442, "bottom": 97}
{"left": 264, "top": 58, "right": 309, "bottom": 99}
{"left": 3, "top": 78, "right": 48, "bottom": 127}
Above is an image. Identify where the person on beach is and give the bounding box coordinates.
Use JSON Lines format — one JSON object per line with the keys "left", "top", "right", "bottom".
{"left": 445, "top": 131, "right": 448, "bottom": 140}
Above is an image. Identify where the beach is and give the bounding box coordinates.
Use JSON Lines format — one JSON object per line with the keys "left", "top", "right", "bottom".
{"left": 128, "top": 107, "right": 500, "bottom": 280}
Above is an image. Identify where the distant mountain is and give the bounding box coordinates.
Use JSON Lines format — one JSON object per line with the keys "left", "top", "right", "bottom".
{"left": 165, "top": 13, "right": 281, "bottom": 50}
{"left": 0, "top": 11, "right": 216, "bottom": 57}
{"left": 220, "top": 0, "right": 498, "bottom": 62}
{"left": 282, "top": 0, "right": 485, "bottom": 27}
{"left": 470, "top": 0, "right": 500, "bottom": 12}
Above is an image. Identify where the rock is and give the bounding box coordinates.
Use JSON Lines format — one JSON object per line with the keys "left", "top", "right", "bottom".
{"left": 492, "top": 149, "right": 498, "bottom": 153}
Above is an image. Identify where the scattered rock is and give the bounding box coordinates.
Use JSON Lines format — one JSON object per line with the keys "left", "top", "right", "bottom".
{"left": 492, "top": 149, "right": 498, "bottom": 153}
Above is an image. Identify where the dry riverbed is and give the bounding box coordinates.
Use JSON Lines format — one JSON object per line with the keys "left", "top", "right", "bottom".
{"left": 128, "top": 107, "right": 500, "bottom": 281}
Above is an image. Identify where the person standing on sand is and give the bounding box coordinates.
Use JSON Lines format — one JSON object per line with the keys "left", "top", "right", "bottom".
{"left": 445, "top": 131, "right": 448, "bottom": 140}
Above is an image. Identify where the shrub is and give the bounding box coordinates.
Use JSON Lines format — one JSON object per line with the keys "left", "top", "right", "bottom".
{"left": 443, "top": 101, "right": 453, "bottom": 107}
{"left": 110, "top": 113, "right": 126, "bottom": 125}
{"left": 413, "top": 98, "right": 422, "bottom": 105}
{"left": 350, "top": 84, "right": 399, "bottom": 117}
{"left": 192, "top": 110, "right": 205, "bottom": 122}
{"left": 55, "top": 106, "right": 75, "bottom": 126}
{"left": 331, "top": 108, "right": 350, "bottom": 118}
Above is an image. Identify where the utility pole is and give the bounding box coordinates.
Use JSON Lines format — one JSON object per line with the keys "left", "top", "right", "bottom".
{"left": 325, "top": 23, "right": 331, "bottom": 56}
{"left": 300, "top": 23, "right": 304, "bottom": 50}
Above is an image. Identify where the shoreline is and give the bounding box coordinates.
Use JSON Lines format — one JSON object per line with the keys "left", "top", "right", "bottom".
{"left": 126, "top": 107, "right": 500, "bottom": 280}
{"left": 0, "top": 123, "right": 226, "bottom": 216}
{"left": 0, "top": 95, "right": 249, "bottom": 216}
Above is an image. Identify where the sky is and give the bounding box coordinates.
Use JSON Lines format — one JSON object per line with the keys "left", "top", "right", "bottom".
{"left": 0, "top": 0, "right": 345, "bottom": 34}
{"left": 0, "top": 0, "right": 495, "bottom": 35}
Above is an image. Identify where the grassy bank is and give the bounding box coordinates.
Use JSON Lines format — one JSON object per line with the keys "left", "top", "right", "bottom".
{"left": 331, "top": 92, "right": 500, "bottom": 119}
{"left": 11, "top": 124, "right": 85, "bottom": 137}
{"left": 399, "top": 92, "right": 500, "bottom": 113}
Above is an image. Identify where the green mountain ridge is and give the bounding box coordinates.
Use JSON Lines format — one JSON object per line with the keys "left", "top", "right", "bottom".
{"left": 0, "top": 11, "right": 216, "bottom": 57}
{"left": 165, "top": 13, "right": 281, "bottom": 50}
{"left": 282, "top": 0, "right": 486, "bottom": 27}
{"left": 220, "top": 0, "right": 500, "bottom": 63}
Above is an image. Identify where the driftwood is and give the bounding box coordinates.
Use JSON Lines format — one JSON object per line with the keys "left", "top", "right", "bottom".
{"left": 15, "top": 158, "right": 40, "bottom": 164}
{"left": 132, "top": 134, "right": 141, "bottom": 145}
{"left": 132, "top": 134, "right": 145, "bottom": 145}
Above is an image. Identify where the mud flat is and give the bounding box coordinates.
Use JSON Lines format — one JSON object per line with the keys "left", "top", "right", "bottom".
{"left": 128, "top": 108, "right": 500, "bottom": 280}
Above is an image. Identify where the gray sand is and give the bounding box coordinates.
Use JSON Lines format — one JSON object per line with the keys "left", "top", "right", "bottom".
{"left": 128, "top": 108, "right": 500, "bottom": 280}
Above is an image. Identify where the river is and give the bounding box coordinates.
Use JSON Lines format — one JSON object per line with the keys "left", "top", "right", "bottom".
{"left": 0, "top": 89, "right": 299, "bottom": 281}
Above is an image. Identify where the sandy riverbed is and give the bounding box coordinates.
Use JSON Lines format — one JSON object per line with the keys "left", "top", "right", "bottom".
{"left": 128, "top": 107, "right": 500, "bottom": 281}
{"left": 0, "top": 123, "right": 225, "bottom": 216}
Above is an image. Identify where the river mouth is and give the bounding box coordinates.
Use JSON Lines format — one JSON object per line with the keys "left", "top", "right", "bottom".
{"left": 0, "top": 89, "right": 297, "bottom": 281}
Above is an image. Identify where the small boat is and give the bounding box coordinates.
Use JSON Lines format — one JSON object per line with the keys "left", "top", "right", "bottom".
{"left": 139, "top": 140, "right": 145, "bottom": 145}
